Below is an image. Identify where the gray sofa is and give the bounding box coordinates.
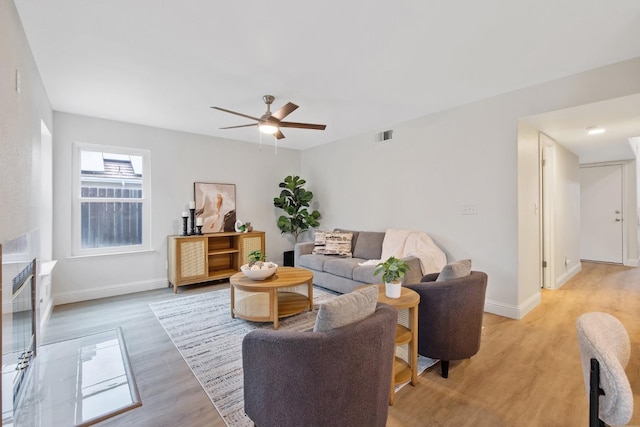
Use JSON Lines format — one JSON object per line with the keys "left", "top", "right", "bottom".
{"left": 294, "top": 229, "right": 422, "bottom": 294}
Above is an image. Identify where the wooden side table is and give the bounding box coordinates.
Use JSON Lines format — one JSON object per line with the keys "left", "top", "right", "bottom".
{"left": 373, "top": 284, "right": 420, "bottom": 406}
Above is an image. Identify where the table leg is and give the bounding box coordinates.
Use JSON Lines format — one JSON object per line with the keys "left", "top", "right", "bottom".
{"left": 389, "top": 360, "right": 396, "bottom": 405}
{"left": 230, "top": 285, "right": 235, "bottom": 318}
{"left": 307, "top": 279, "right": 313, "bottom": 311}
{"left": 410, "top": 305, "right": 418, "bottom": 385}
{"left": 272, "top": 289, "right": 279, "bottom": 329}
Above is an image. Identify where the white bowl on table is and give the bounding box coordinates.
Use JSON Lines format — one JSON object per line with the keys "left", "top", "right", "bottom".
{"left": 240, "top": 262, "right": 278, "bottom": 280}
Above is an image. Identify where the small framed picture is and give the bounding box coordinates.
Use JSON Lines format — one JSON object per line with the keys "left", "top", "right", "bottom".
{"left": 194, "top": 182, "right": 237, "bottom": 233}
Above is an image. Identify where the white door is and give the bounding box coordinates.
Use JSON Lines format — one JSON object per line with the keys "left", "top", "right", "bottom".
{"left": 580, "top": 164, "right": 623, "bottom": 263}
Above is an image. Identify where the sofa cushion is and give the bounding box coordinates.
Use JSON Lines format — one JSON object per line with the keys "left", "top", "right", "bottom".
{"left": 323, "top": 232, "right": 353, "bottom": 257}
{"left": 323, "top": 258, "right": 363, "bottom": 279}
{"left": 353, "top": 264, "right": 384, "bottom": 284}
{"left": 334, "top": 228, "right": 359, "bottom": 253}
{"left": 298, "top": 254, "right": 328, "bottom": 271}
{"left": 352, "top": 231, "right": 385, "bottom": 260}
{"left": 436, "top": 259, "right": 472, "bottom": 282}
{"left": 313, "top": 286, "right": 379, "bottom": 332}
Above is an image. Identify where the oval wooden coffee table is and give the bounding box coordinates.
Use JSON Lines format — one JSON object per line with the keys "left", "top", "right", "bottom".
{"left": 229, "top": 267, "right": 313, "bottom": 329}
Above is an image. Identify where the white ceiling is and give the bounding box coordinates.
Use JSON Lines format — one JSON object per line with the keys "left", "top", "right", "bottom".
{"left": 14, "top": 0, "right": 640, "bottom": 152}
{"left": 522, "top": 94, "right": 640, "bottom": 164}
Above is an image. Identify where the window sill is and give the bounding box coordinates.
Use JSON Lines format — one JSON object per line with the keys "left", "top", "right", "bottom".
{"left": 67, "top": 249, "right": 156, "bottom": 260}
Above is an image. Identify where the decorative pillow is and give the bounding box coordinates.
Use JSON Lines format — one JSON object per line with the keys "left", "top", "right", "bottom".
{"left": 334, "top": 228, "right": 359, "bottom": 252}
{"left": 313, "top": 286, "right": 379, "bottom": 332}
{"left": 323, "top": 231, "right": 353, "bottom": 258}
{"left": 436, "top": 259, "right": 472, "bottom": 282}
{"left": 312, "top": 230, "right": 328, "bottom": 255}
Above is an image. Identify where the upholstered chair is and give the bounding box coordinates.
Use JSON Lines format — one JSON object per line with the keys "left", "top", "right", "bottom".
{"left": 242, "top": 303, "right": 397, "bottom": 427}
{"left": 576, "top": 312, "right": 633, "bottom": 427}
{"left": 404, "top": 270, "right": 488, "bottom": 378}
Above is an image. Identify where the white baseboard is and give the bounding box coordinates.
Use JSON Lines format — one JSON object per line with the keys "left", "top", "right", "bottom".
{"left": 54, "top": 277, "right": 168, "bottom": 306}
{"left": 484, "top": 290, "right": 541, "bottom": 320}
{"left": 624, "top": 258, "right": 639, "bottom": 267}
{"left": 39, "top": 300, "right": 53, "bottom": 338}
{"left": 555, "top": 262, "right": 582, "bottom": 289}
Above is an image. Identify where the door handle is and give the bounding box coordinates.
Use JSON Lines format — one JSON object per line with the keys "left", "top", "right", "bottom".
{"left": 615, "top": 210, "right": 621, "bottom": 214}
{"left": 615, "top": 218, "right": 621, "bottom": 222}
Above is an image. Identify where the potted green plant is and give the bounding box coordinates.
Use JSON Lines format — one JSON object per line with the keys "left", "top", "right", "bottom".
{"left": 241, "top": 249, "right": 278, "bottom": 280}
{"left": 273, "top": 175, "right": 321, "bottom": 266}
{"left": 248, "top": 250, "right": 266, "bottom": 266}
{"left": 374, "top": 256, "right": 411, "bottom": 298}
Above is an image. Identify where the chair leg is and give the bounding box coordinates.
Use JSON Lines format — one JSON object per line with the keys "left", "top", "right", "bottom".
{"left": 441, "top": 360, "right": 449, "bottom": 378}
{"left": 589, "top": 358, "right": 605, "bottom": 427}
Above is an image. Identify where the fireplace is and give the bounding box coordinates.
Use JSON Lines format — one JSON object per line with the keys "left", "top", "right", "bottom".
{"left": 2, "top": 230, "right": 39, "bottom": 423}
{"left": 9, "top": 259, "right": 36, "bottom": 404}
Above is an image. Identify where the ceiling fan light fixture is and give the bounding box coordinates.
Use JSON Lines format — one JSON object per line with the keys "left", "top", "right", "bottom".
{"left": 259, "top": 123, "right": 278, "bottom": 135}
{"left": 213, "top": 95, "right": 326, "bottom": 141}
{"left": 586, "top": 126, "right": 606, "bottom": 135}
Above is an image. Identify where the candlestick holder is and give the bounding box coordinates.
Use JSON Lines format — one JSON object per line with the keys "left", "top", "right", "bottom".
{"left": 196, "top": 225, "right": 203, "bottom": 235}
{"left": 181, "top": 216, "right": 189, "bottom": 236}
{"left": 189, "top": 208, "right": 196, "bottom": 235}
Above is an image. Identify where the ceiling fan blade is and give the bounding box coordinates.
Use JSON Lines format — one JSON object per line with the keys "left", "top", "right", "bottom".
{"left": 211, "top": 106, "right": 260, "bottom": 122}
{"left": 219, "top": 123, "right": 258, "bottom": 130}
{"left": 278, "top": 121, "right": 327, "bottom": 130}
{"left": 271, "top": 102, "right": 299, "bottom": 120}
{"left": 275, "top": 129, "right": 286, "bottom": 139}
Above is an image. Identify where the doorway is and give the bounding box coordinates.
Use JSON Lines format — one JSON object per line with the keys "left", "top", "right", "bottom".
{"left": 580, "top": 164, "right": 623, "bottom": 264}
{"left": 540, "top": 135, "right": 555, "bottom": 289}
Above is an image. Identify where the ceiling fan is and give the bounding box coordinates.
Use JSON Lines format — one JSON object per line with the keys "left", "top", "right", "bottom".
{"left": 211, "top": 95, "right": 326, "bottom": 140}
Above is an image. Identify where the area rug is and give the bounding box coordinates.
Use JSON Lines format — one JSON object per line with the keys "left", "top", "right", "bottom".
{"left": 150, "top": 287, "right": 436, "bottom": 427}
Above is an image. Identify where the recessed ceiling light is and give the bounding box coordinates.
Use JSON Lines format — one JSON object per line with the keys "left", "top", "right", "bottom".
{"left": 586, "top": 126, "right": 606, "bottom": 135}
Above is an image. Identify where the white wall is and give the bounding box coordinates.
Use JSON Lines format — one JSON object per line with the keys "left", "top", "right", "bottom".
{"left": 0, "top": 0, "right": 53, "bottom": 244}
{"left": 516, "top": 122, "right": 541, "bottom": 310}
{"left": 303, "top": 97, "right": 520, "bottom": 316}
{"left": 1, "top": 0, "right": 53, "bottom": 327}
{"left": 304, "top": 57, "right": 640, "bottom": 319}
{"left": 1, "top": 0, "right": 54, "bottom": 410}
{"left": 622, "top": 160, "right": 638, "bottom": 266}
{"left": 52, "top": 113, "right": 302, "bottom": 304}
{"left": 550, "top": 141, "right": 582, "bottom": 287}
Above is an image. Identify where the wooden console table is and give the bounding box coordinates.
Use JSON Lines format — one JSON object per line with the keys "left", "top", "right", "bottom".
{"left": 167, "top": 231, "right": 264, "bottom": 293}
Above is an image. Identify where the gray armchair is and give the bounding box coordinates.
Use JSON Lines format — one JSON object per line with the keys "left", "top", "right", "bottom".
{"left": 576, "top": 312, "right": 633, "bottom": 427}
{"left": 242, "top": 304, "right": 397, "bottom": 427}
{"left": 405, "top": 271, "right": 488, "bottom": 378}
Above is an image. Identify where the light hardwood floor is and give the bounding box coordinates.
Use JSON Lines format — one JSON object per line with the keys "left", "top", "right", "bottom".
{"left": 43, "top": 262, "right": 639, "bottom": 426}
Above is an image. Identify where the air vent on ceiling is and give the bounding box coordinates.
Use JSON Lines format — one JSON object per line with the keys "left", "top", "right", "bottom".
{"left": 376, "top": 129, "right": 394, "bottom": 143}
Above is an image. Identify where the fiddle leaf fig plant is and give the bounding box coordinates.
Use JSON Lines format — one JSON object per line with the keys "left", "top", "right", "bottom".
{"left": 273, "top": 175, "right": 321, "bottom": 243}
{"left": 374, "top": 256, "right": 411, "bottom": 284}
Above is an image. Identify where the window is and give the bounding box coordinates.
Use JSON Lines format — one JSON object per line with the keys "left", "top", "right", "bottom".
{"left": 72, "top": 143, "right": 151, "bottom": 256}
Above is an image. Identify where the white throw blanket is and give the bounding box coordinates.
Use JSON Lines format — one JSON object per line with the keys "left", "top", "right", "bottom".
{"left": 359, "top": 228, "right": 447, "bottom": 275}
